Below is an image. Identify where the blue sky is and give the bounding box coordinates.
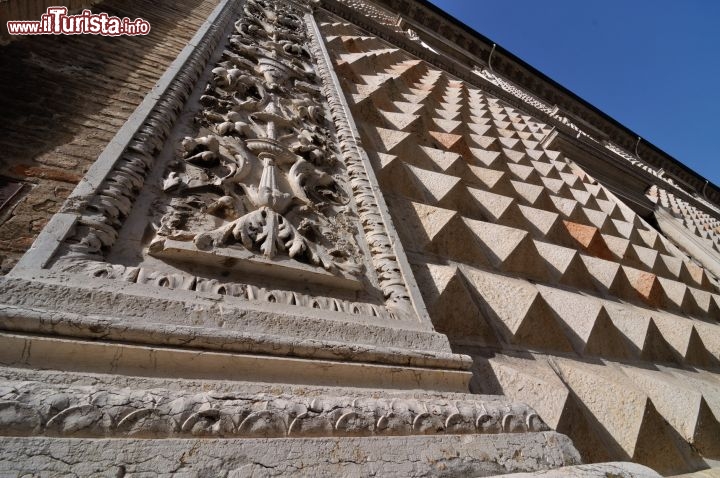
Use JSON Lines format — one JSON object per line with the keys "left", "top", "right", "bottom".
{"left": 428, "top": 0, "right": 720, "bottom": 187}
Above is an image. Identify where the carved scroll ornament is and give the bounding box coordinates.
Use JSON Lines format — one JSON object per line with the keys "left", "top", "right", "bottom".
{"left": 154, "top": 0, "right": 363, "bottom": 278}
{"left": 0, "top": 380, "right": 549, "bottom": 438}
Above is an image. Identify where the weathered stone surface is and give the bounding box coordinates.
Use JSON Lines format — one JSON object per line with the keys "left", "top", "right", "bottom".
{"left": 0, "top": 433, "right": 580, "bottom": 477}
{"left": 491, "top": 462, "right": 661, "bottom": 477}
{"left": 0, "top": 278, "right": 464, "bottom": 370}
{"left": 2, "top": 0, "right": 720, "bottom": 475}
{"left": 0, "top": 375, "right": 550, "bottom": 439}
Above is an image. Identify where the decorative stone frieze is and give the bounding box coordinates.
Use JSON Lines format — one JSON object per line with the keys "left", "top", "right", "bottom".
{"left": 0, "top": 380, "right": 548, "bottom": 438}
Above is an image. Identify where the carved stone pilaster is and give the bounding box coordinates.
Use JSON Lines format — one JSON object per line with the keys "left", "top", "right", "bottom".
{"left": 56, "top": 2, "right": 239, "bottom": 261}
{"left": 150, "top": 0, "right": 365, "bottom": 282}
{"left": 304, "top": 12, "right": 416, "bottom": 319}
{"left": 32, "top": 0, "right": 427, "bottom": 324}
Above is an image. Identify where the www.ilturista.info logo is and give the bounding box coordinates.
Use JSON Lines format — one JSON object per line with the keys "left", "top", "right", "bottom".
{"left": 7, "top": 7, "right": 151, "bottom": 36}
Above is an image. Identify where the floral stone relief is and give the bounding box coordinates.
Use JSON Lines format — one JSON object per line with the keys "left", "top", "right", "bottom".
{"left": 151, "top": 0, "right": 366, "bottom": 286}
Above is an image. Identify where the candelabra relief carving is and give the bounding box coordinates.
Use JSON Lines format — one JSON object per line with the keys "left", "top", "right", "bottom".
{"left": 153, "top": 0, "right": 363, "bottom": 279}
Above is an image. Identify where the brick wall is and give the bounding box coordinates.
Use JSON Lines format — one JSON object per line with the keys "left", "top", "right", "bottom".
{"left": 0, "top": 0, "right": 220, "bottom": 273}
{"left": 1, "top": 0, "right": 98, "bottom": 41}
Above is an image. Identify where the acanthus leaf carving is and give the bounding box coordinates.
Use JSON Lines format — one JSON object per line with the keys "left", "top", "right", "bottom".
{"left": 153, "top": 0, "right": 364, "bottom": 280}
